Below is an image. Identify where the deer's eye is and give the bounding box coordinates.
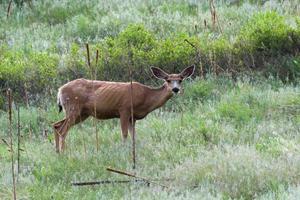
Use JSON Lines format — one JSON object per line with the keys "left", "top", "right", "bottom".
{"left": 179, "top": 80, "right": 182, "bottom": 83}
{"left": 167, "top": 80, "right": 171, "bottom": 83}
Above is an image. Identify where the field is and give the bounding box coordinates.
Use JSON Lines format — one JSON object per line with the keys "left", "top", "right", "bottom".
{"left": 1, "top": 77, "right": 300, "bottom": 199}
{"left": 1, "top": 0, "right": 300, "bottom": 199}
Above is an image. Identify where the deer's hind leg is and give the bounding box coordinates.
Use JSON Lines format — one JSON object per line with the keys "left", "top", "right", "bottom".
{"left": 53, "top": 119, "right": 67, "bottom": 153}
{"left": 53, "top": 113, "right": 88, "bottom": 153}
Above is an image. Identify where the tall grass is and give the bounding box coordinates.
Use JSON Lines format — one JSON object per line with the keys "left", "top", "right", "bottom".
{"left": 0, "top": 0, "right": 300, "bottom": 199}
{"left": 0, "top": 76, "right": 299, "bottom": 199}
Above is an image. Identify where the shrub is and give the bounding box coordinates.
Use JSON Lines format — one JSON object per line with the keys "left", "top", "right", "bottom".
{"left": 201, "top": 37, "right": 234, "bottom": 73}
{"left": 0, "top": 46, "right": 59, "bottom": 102}
{"left": 104, "top": 24, "right": 157, "bottom": 81}
{"left": 265, "top": 56, "right": 300, "bottom": 81}
{"left": 151, "top": 34, "right": 196, "bottom": 72}
{"left": 237, "top": 11, "right": 298, "bottom": 54}
{"left": 59, "top": 43, "right": 88, "bottom": 81}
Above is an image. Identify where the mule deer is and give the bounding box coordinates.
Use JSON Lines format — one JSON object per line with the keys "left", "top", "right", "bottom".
{"left": 53, "top": 66, "right": 195, "bottom": 153}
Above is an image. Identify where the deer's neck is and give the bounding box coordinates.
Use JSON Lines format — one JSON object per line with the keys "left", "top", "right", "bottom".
{"left": 145, "top": 83, "right": 173, "bottom": 112}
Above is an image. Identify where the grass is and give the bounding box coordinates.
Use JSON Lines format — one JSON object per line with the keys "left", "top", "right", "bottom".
{"left": 0, "top": 0, "right": 300, "bottom": 199}
{"left": 0, "top": 76, "right": 299, "bottom": 199}
{"left": 1, "top": 0, "right": 299, "bottom": 103}
{"left": 1, "top": 0, "right": 299, "bottom": 52}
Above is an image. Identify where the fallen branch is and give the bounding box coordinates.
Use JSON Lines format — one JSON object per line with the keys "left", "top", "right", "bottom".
{"left": 106, "top": 167, "right": 169, "bottom": 189}
{"left": 72, "top": 177, "right": 174, "bottom": 186}
{"left": 72, "top": 179, "right": 149, "bottom": 186}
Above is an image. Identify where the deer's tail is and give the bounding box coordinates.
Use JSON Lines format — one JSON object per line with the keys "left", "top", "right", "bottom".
{"left": 57, "top": 89, "right": 63, "bottom": 113}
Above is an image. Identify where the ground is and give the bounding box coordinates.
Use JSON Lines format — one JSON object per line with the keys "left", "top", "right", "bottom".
{"left": 0, "top": 77, "right": 299, "bottom": 199}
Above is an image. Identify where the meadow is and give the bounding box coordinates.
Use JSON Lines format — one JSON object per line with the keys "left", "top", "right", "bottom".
{"left": 1, "top": 76, "right": 300, "bottom": 199}
{"left": 0, "top": 0, "right": 300, "bottom": 199}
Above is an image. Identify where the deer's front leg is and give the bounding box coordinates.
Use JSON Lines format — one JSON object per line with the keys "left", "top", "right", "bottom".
{"left": 128, "top": 118, "right": 136, "bottom": 140}
{"left": 120, "top": 112, "right": 129, "bottom": 140}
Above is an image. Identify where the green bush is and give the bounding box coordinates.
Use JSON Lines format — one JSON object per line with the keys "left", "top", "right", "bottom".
{"left": 103, "top": 24, "right": 157, "bottom": 81}
{"left": 59, "top": 43, "right": 88, "bottom": 81}
{"left": 265, "top": 56, "right": 300, "bottom": 81}
{"left": 202, "top": 37, "right": 234, "bottom": 73}
{"left": 151, "top": 34, "right": 196, "bottom": 72}
{"left": 237, "top": 11, "right": 297, "bottom": 54}
{"left": 0, "top": 46, "right": 58, "bottom": 102}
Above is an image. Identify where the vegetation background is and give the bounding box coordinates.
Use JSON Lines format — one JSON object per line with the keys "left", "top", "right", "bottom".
{"left": 0, "top": 0, "right": 299, "bottom": 199}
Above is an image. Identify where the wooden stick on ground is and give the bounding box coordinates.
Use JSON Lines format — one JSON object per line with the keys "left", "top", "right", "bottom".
{"left": 106, "top": 167, "right": 169, "bottom": 189}
{"left": 72, "top": 177, "right": 173, "bottom": 186}
{"left": 72, "top": 179, "right": 149, "bottom": 186}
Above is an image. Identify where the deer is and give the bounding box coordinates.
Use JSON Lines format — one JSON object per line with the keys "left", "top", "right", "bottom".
{"left": 53, "top": 66, "right": 195, "bottom": 153}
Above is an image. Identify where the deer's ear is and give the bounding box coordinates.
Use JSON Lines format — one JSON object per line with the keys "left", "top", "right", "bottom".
{"left": 180, "top": 65, "right": 195, "bottom": 79}
{"left": 151, "top": 67, "right": 169, "bottom": 80}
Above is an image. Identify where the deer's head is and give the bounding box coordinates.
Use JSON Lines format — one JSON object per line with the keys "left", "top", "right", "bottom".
{"left": 151, "top": 66, "right": 195, "bottom": 94}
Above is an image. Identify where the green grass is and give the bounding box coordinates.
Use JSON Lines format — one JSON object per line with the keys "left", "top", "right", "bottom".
{"left": 0, "top": 0, "right": 300, "bottom": 199}
{"left": 1, "top": 0, "right": 299, "bottom": 103}
{"left": 0, "top": 77, "right": 299, "bottom": 199}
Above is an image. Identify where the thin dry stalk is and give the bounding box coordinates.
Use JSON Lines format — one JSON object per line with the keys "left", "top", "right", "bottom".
{"left": 184, "top": 39, "right": 203, "bottom": 78}
{"left": 2, "top": 138, "right": 10, "bottom": 148}
{"left": 204, "top": 19, "right": 207, "bottom": 29}
{"left": 130, "top": 68, "right": 136, "bottom": 169}
{"left": 209, "top": 0, "right": 217, "bottom": 30}
{"left": 86, "top": 44, "right": 100, "bottom": 152}
{"left": 82, "top": 133, "right": 87, "bottom": 159}
{"left": 78, "top": 104, "right": 86, "bottom": 158}
{"left": 85, "top": 43, "right": 91, "bottom": 69}
{"left": 209, "top": 0, "right": 223, "bottom": 33}
{"left": 29, "top": 121, "right": 32, "bottom": 141}
{"left": 24, "top": 83, "right": 29, "bottom": 108}
{"left": 7, "top": 0, "right": 13, "bottom": 19}
{"left": 106, "top": 167, "right": 169, "bottom": 189}
{"left": 7, "top": 89, "right": 16, "bottom": 200}
{"left": 95, "top": 49, "right": 99, "bottom": 65}
{"left": 127, "top": 48, "right": 136, "bottom": 169}
{"left": 94, "top": 49, "right": 100, "bottom": 151}
{"left": 17, "top": 107, "right": 20, "bottom": 177}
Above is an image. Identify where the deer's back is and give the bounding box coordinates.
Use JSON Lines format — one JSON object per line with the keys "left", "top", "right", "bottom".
{"left": 58, "top": 78, "right": 147, "bottom": 119}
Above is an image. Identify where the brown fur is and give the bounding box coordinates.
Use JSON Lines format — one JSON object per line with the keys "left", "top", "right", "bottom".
{"left": 53, "top": 66, "right": 195, "bottom": 153}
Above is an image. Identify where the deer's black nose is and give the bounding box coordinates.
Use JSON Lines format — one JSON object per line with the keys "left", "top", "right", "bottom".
{"left": 172, "top": 88, "right": 179, "bottom": 93}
